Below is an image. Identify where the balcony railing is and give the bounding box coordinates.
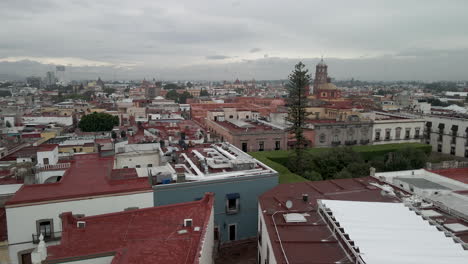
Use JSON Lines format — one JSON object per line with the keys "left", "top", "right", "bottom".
{"left": 32, "top": 231, "right": 62, "bottom": 244}
{"left": 331, "top": 141, "right": 341, "bottom": 146}
{"left": 345, "top": 140, "right": 357, "bottom": 146}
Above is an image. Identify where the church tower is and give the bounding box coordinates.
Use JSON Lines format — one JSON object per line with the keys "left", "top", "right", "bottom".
{"left": 313, "top": 58, "right": 328, "bottom": 94}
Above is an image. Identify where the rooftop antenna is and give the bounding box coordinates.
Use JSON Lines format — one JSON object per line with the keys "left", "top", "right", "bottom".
{"left": 285, "top": 200, "right": 293, "bottom": 210}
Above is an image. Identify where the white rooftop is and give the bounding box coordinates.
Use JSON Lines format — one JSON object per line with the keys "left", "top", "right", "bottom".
{"left": 0, "top": 184, "right": 23, "bottom": 196}
{"left": 320, "top": 200, "right": 468, "bottom": 264}
{"left": 445, "top": 223, "right": 468, "bottom": 233}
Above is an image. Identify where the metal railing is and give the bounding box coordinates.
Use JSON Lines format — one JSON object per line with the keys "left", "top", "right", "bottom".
{"left": 317, "top": 201, "right": 365, "bottom": 264}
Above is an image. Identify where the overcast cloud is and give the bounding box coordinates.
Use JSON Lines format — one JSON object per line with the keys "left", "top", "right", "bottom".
{"left": 1, "top": 0, "right": 468, "bottom": 80}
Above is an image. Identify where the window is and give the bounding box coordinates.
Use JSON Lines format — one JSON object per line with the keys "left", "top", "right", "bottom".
{"left": 136, "top": 165, "right": 141, "bottom": 168}
{"left": 415, "top": 128, "right": 420, "bottom": 138}
{"left": 229, "top": 115, "right": 234, "bottom": 119}
{"left": 332, "top": 134, "right": 339, "bottom": 142}
{"left": 450, "top": 146, "right": 455, "bottom": 155}
{"left": 228, "top": 224, "right": 237, "bottom": 241}
{"left": 275, "top": 141, "right": 281, "bottom": 150}
{"left": 319, "top": 134, "right": 326, "bottom": 143}
{"left": 36, "top": 219, "right": 53, "bottom": 239}
{"left": 214, "top": 226, "right": 219, "bottom": 241}
{"left": 147, "top": 164, "right": 153, "bottom": 167}
{"left": 437, "top": 144, "right": 442, "bottom": 152}
{"left": 43, "top": 158, "right": 49, "bottom": 165}
{"left": 375, "top": 130, "right": 381, "bottom": 141}
{"left": 123, "top": 166, "right": 128, "bottom": 168}
{"left": 258, "top": 220, "right": 262, "bottom": 246}
{"left": 465, "top": 150, "right": 468, "bottom": 158}
{"left": 258, "top": 141, "right": 264, "bottom": 151}
{"left": 395, "top": 127, "right": 401, "bottom": 140}
{"left": 405, "top": 129, "right": 410, "bottom": 139}
{"left": 385, "top": 129, "right": 391, "bottom": 140}
{"left": 226, "top": 193, "right": 240, "bottom": 214}
{"left": 242, "top": 142, "right": 248, "bottom": 152}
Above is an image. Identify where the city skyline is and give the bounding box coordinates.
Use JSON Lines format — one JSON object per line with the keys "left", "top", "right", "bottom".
{"left": 1, "top": 0, "right": 468, "bottom": 80}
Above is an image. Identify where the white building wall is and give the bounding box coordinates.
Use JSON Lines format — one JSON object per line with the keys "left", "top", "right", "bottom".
{"left": 198, "top": 209, "right": 214, "bottom": 264}
{"left": 36, "top": 148, "right": 58, "bottom": 166}
{"left": 372, "top": 120, "right": 424, "bottom": 145}
{"left": 22, "top": 116, "right": 73, "bottom": 126}
{"left": 258, "top": 204, "right": 278, "bottom": 264}
{"left": 425, "top": 116, "right": 468, "bottom": 157}
{"left": 36, "top": 170, "right": 66, "bottom": 184}
{"left": 6, "top": 191, "right": 153, "bottom": 264}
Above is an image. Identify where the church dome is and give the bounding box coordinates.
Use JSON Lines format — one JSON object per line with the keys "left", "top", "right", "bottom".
{"left": 317, "top": 83, "right": 338, "bottom": 90}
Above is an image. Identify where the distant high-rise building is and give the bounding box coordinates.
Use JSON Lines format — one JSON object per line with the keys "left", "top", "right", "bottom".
{"left": 56, "top": 65, "right": 67, "bottom": 85}
{"left": 44, "top": 71, "right": 56, "bottom": 86}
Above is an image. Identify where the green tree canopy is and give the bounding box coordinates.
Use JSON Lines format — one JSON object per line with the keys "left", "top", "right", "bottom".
{"left": 0, "top": 90, "right": 12, "bottom": 97}
{"left": 78, "top": 112, "right": 119, "bottom": 132}
{"left": 199, "top": 89, "right": 210, "bottom": 97}
{"left": 286, "top": 62, "right": 311, "bottom": 174}
{"left": 165, "top": 89, "right": 179, "bottom": 101}
{"left": 179, "top": 91, "right": 193, "bottom": 103}
{"left": 103, "top": 88, "right": 116, "bottom": 95}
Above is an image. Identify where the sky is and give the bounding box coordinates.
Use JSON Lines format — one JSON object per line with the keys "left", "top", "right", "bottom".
{"left": 1, "top": 0, "right": 468, "bottom": 81}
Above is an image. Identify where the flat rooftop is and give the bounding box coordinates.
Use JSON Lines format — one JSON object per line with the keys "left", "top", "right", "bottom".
{"left": 396, "top": 177, "right": 450, "bottom": 189}
{"left": 259, "top": 177, "right": 401, "bottom": 264}
{"left": 46, "top": 194, "right": 214, "bottom": 264}
{"left": 163, "top": 143, "right": 275, "bottom": 184}
{"left": 213, "top": 119, "right": 284, "bottom": 133}
{"left": 320, "top": 199, "right": 468, "bottom": 263}
{"left": 6, "top": 153, "right": 152, "bottom": 206}
{"left": 432, "top": 168, "right": 468, "bottom": 185}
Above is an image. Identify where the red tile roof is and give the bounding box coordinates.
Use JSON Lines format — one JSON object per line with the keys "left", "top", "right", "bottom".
{"left": 46, "top": 193, "right": 214, "bottom": 264}
{"left": 38, "top": 144, "right": 58, "bottom": 152}
{"left": 259, "top": 177, "right": 401, "bottom": 264}
{"left": 431, "top": 168, "right": 468, "bottom": 184}
{"left": 6, "top": 153, "right": 152, "bottom": 206}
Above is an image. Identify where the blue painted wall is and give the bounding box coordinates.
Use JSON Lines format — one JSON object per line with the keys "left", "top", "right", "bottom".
{"left": 153, "top": 174, "right": 278, "bottom": 243}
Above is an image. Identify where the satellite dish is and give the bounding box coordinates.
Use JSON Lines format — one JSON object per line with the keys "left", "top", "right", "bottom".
{"left": 285, "top": 200, "right": 293, "bottom": 209}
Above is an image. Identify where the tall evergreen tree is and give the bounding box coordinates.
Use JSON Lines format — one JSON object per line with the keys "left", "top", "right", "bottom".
{"left": 286, "top": 62, "right": 311, "bottom": 174}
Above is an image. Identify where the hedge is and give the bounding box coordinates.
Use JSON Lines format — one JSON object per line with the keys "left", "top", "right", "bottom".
{"left": 250, "top": 143, "right": 432, "bottom": 183}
